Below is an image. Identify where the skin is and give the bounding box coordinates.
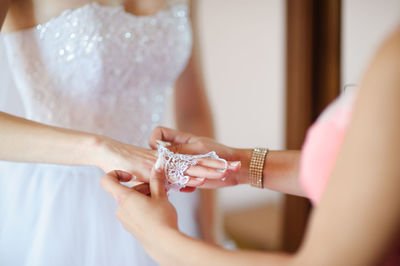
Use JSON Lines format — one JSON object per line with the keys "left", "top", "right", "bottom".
{"left": 149, "top": 127, "right": 303, "bottom": 196}
{"left": 0, "top": 0, "right": 229, "bottom": 241}
{"left": 102, "top": 27, "right": 400, "bottom": 265}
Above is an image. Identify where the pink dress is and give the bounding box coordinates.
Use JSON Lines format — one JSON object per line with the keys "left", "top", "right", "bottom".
{"left": 299, "top": 89, "right": 400, "bottom": 265}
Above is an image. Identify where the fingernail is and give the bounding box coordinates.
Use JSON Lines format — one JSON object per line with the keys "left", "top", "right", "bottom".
{"left": 195, "top": 177, "right": 205, "bottom": 182}
{"left": 155, "top": 157, "right": 164, "bottom": 172}
{"left": 155, "top": 165, "right": 162, "bottom": 173}
{"left": 230, "top": 161, "right": 241, "bottom": 167}
{"left": 217, "top": 168, "right": 227, "bottom": 173}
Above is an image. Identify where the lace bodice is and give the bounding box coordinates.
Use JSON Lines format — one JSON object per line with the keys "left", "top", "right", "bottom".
{"left": 2, "top": 2, "right": 192, "bottom": 145}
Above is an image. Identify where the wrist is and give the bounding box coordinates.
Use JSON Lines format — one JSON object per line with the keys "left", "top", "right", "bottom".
{"left": 144, "top": 226, "right": 184, "bottom": 265}
{"left": 82, "top": 134, "right": 113, "bottom": 169}
{"left": 232, "top": 148, "right": 252, "bottom": 185}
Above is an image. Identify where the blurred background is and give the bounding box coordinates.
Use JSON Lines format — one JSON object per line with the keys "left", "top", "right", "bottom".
{"left": 1, "top": 0, "right": 399, "bottom": 254}
{"left": 166, "top": 0, "right": 400, "bottom": 252}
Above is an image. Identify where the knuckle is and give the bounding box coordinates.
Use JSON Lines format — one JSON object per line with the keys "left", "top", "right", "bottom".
{"left": 199, "top": 141, "right": 208, "bottom": 151}
{"left": 170, "top": 143, "right": 182, "bottom": 153}
{"left": 153, "top": 126, "right": 163, "bottom": 133}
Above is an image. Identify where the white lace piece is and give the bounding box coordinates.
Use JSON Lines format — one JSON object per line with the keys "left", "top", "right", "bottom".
{"left": 156, "top": 141, "right": 227, "bottom": 190}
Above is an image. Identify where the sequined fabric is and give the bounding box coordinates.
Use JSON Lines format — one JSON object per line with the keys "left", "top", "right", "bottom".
{"left": 2, "top": 2, "right": 192, "bottom": 145}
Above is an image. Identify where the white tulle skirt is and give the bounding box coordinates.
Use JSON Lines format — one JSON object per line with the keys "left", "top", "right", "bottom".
{"left": 0, "top": 162, "right": 199, "bottom": 266}
{"left": 0, "top": 35, "right": 200, "bottom": 266}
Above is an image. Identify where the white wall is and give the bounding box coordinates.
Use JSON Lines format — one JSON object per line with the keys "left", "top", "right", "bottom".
{"left": 342, "top": 0, "right": 400, "bottom": 86}
{"left": 197, "top": 0, "right": 286, "bottom": 211}
{"left": 166, "top": 0, "right": 286, "bottom": 211}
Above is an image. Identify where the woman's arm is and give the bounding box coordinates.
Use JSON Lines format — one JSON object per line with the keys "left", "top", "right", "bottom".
{"left": 150, "top": 127, "right": 304, "bottom": 196}
{"left": 0, "top": 111, "right": 161, "bottom": 181}
{"left": 0, "top": 111, "right": 102, "bottom": 165}
{"left": 0, "top": 110, "right": 232, "bottom": 185}
{"left": 294, "top": 27, "right": 400, "bottom": 266}
{"left": 101, "top": 169, "right": 294, "bottom": 266}
{"left": 173, "top": 0, "right": 217, "bottom": 242}
{"left": 107, "top": 27, "right": 400, "bottom": 266}
{"left": 234, "top": 149, "right": 302, "bottom": 196}
{"left": 149, "top": 228, "right": 291, "bottom": 266}
{"left": 165, "top": 26, "right": 400, "bottom": 266}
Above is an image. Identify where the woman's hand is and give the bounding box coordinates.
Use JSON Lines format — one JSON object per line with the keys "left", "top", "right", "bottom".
{"left": 95, "top": 136, "right": 158, "bottom": 184}
{"left": 149, "top": 127, "right": 247, "bottom": 188}
{"left": 101, "top": 169, "right": 293, "bottom": 266}
{"left": 94, "top": 135, "right": 236, "bottom": 188}
{"left": 100, "top": 169, "right": 178, "bottom": 247}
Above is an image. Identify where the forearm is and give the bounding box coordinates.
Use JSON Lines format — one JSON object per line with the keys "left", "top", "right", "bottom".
{"left": 148, "top": 228, "right": 293, "bottom": 266}
{"left": 233, "top": 149, "right": 305, "bottom": 196}
{"left": 0, "top": 111, "right": 103, "bottom": 167}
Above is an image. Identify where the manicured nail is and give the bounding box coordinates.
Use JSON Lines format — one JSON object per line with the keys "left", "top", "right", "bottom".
{"left": 230, "top": 161, "right": 241, "bottom": 167}
{"left": 155, "top": 157, "right": 163, "bottom": 172}
{"left": 154, "top": 162, "right": 163, "bottom": 173}
{"left": 217, "top": 168, "right": 227, "bottom": 173}
{"left": 195, "top": 177, "right": 205, "bottom": 182}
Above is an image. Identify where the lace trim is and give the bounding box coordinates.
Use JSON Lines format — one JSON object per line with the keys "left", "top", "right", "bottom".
{"left": 156, "top": 140, "right": 227, "bottom": 190}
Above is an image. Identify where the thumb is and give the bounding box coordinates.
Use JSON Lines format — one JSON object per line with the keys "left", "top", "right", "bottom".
{"left": 100, "top": 170, "right": 135, "bottom": 204}
{"left": 150, "top": 166, "right": 167, "bottom": 199}
{"left": 149, "top": 127, "right": 193, "bottom": 149}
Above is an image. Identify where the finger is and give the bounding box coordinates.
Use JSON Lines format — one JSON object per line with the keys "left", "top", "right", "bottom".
{"left": 150, "top": 167, "right": 167, "bottom": 199}
{"left": 228, "top": 161, "right": 242, "bottom": 171}
{"left": 132, "top": 183, "right": 150, "bottom": 196}
{"left": 115, "top": 170, "right": 134, "bottom": 182}
{"left": 196, "top": 158, "right": 228, "bottom": 170}
{"left": 186, "top": 165, "right": 227, "bottom": 179}
{"left": 197, "top": 159, "right": 241, "bottom": 171}
{"left": 186, "top": 177, "right": 206, "bottom": 187}
{"left": 149, "top": 127, "right": 193, "bottom": 149}
{"left": 100, "top": 170, "right": 135, "bottom": 203}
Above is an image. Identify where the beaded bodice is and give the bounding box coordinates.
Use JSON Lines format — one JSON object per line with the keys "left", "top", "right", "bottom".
{"left": 2, "top": 2, "right": 192, "bottom": 145}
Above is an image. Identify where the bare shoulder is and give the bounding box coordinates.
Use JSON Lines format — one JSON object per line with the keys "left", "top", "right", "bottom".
{"left": 359, "top": 25, "right": 400, "bottom": 100}
{"left": 373, "top": 26, "right": 400, "bottom": 71}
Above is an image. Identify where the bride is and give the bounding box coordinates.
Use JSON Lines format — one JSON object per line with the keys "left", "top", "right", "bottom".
{"left": 0, "top": 0, "right": 228, "bottom": 265}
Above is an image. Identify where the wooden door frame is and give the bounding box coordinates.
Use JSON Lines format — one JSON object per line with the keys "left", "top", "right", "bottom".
{"left": 283, "top": 0, "right": 341, "bottom": 252}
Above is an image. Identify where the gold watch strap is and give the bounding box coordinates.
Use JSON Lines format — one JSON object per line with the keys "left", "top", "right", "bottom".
{"left": 249, "top": 148, "right": 268, "bottom": 188}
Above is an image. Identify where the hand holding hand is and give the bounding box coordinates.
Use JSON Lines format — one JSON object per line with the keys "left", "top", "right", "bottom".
{"left": 100, "top": 169, "right": 178, "bottom": 248}
{"left": 149, "top": 127, "right": 247, "bottom": 188}
{"left": 94, "top": 135, "right": 233, "bottom": 188}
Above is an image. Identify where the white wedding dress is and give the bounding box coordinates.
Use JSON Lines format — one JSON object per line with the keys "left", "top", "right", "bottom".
{"left": 0, "top": 2, "right": 200, "bottom": 266}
